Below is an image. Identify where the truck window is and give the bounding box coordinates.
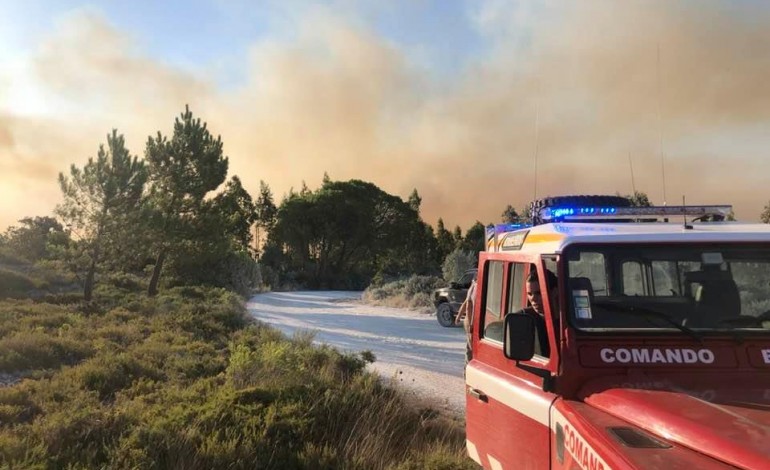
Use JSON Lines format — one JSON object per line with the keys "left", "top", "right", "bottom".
{"left": 483, "top": 261, "right": 505, "bottom": 342}
{"left": 622, "top": 261, "right": 645, "bottom": 296}
{"left": 544, "top": 257, "right": 557, "bottom": 279}
{"left": 507, "top": 262, "right": 526, "bottom": 313}
{"left": 566, "top": 244, "right": 770, "bottom": 332}
{"left": 731, "top": 261, "right": 770, "bottom": 316}
{"left": 568, "top": 251, "right": 607, "bottom": 295}
{"left": 651, "top": 260, "right": 679, "bottom": 296}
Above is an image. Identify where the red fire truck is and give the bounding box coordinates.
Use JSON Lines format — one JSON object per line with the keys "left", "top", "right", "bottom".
{"left": 465, "top": 197, "right": 770, "bottom": 469}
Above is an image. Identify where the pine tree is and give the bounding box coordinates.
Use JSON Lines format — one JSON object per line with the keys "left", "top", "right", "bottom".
{"left": 501, "top": 204, "right": 520, "bottom": 223}
{"left": 255, "top": 180, "right": 277, "bottom": 257}
{"left": 435, "top": 218, "right": 454, "bottom": 263}
{"left": 144, "top": 105, "right": 228, "bottom": 296}
{"left": 210, "top": 176, "right": 256, "bottom": 251}
{"left": 452, "top": 226, "right": 463, "bottom": 248}
{"left": 408, "top": 189, "right": 422, "bottom": 213}
{"left": 627, "top": 191, "right": 652, "bottom": 207}
{"left": 56, "top": 130, "right": 147, "bottom": 300}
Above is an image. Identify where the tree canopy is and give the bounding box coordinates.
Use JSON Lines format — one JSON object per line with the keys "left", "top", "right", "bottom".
{"left": 20, "top": 103, "right": 770, "bottom": 297}
{"left": 625, "top": 191, "right": 652, "bottom": 207}
{"left": 501, "top": 205, "right": 521, "bottom": 223}
{"left": 56, "top": 130, "right": 147, "bottom": 300}
{"left": 1, "top": 216, "right": 68, "bottom": 263}
{"left": 144, "top": 106, "right": 229, "bottom": 295}
{"left": 264, "top": 179, "right": 437, "bottom": 289}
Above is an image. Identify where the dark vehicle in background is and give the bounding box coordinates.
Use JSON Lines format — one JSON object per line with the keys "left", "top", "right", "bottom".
{"left": 433, "top": 269, "right": 477, "bottom": 327}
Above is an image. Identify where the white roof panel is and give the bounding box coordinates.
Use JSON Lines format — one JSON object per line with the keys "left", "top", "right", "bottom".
{"left": 487, "top": 222, "right": 770, "bottom": 254}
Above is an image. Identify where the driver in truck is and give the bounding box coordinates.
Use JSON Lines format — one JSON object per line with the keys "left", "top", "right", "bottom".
{"left": 523, "top": 269, "right": 558, "bottom": 358}
{"left": 482, "top": 268, "right": 558, "bottom": 356}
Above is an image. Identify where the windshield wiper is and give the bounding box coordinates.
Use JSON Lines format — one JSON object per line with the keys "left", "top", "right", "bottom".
{"left": 718, "top": 310, "right": 770, "bottom": 328}
{"left": 593, "top": 301, "right": 703, "bottom": 343}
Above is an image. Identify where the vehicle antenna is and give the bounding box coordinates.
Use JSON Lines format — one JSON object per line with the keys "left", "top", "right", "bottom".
{"left": 629, "top": 152, "right": 637, "bottom": 194}
{"left": 682, "top": 195, "right": 692, "bottom": 229}
{"left": 533, "top": 79, "right": 541, "bottom": 201}
{"left": 657, "top": 44, "right": 668, "bottom": 206}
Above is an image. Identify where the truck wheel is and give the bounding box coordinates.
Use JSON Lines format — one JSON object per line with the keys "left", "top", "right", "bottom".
{"left": 436, "top": 303, "right": 455, "bottom": 327}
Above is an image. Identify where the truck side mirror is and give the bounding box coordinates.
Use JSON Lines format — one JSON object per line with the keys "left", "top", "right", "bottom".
{"left": 503, "top": 313, "right": 536, "bottom": 361}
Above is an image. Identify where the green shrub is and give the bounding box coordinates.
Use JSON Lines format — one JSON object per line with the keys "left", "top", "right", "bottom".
{"left": 94, "top": 323, "right": 147, "bottom": 349}
{"left": 0, "top": 247, "right": 28, "bottom": 265}
{"left": 0, "top": 332, "right": 94, "bottom": 372}
{"left": 36, "top": 292, "right": 83, "bottom": 305}
{"left": 92, "top": 283, "right": 141, "bottom": 310}
{"left": 17, "top": 309, "right": 80, "bottom": 333}
{"left": 216, "top": 250, "right": 262, "bottom": 297}
{"left": 156, "top": 288, "right": 248, "bottom": 344}
{"left": 410, "top": 292, "right": 433, "bottom": 309}
{"left": 405, "top": 275, "right": 443, "bottom": 298}
{"left": 103, "top": 272, "right": 145, "bottom": 291}
{"left": 32, "top": 401, "right": 135, "bottom": 468}
{"left": 72, "top": 354, "right": 162, "bottom": 400}
{"left": 364, "top": 286, "right": 388, "bottom": 301}
{"left": 0, "top": 302, "right": 82, "bottom": 339}
{"left": 133, "top": 333, "right": 225, "bottom": 382}
{"left": 31, "top": 260, "right": 79, "bottom": 287}
{"left": 441, "top": 249, "right": 476, "bottom": 282}
{"left": 104, "top": 306, "right": 143, "bottom": 323}
{"left": 226, "top": 331, "right": 371, "bottom": 392}
{"left": 362, "top": 275, "right": 442, "bottom": 311}
{"left": 0, "top": 287, "right": 473, "bottom": 469}
{"left": 259, "top": 264, "right": 279, "bottom": 290}
{"left": 0, "top": 433, "right": 48, "bottom": 469}
{"left": 0, "top": 269, "right": 38, "bottom": 299}
{"left": 173, "top": 285, "right": 208, "bottom": 300}
{"left": 0, "top": 387, "right": 40, "bottom": 425}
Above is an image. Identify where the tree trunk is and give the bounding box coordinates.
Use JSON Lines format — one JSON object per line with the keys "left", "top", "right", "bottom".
{"left": 84, "top": 229, "right": 103, "bottom": 302}
{"left": 147, "top": 249, "right": 166, "bottom": 297}
{"left": 254, "top": 224, "right": 260, "bottom": 260}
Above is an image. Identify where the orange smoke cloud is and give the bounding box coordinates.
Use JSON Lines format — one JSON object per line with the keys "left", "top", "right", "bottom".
{"left": 2, "top": 2, "right": 770, "bottom": 233}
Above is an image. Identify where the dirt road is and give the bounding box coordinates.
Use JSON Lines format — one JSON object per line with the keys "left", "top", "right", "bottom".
{"left": 247, "top": 291, "right": 467, "bottom": 416}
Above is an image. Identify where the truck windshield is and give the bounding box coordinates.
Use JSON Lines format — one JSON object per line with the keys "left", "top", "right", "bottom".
{"left": 564, "top": 244, "right": 770, "bottom": 332}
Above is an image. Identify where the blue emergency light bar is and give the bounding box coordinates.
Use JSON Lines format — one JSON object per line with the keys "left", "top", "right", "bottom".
{"left": 539, "top": 205, "right": 732, "bottom": 222}
{"left": 495, "top": 223, "right": 532, "bottom": 231}
{"left": 548, "top": 207, "right": 618, "bottom": 218}
{"left": 485, "top": 223, "right": 532, "bottom": 243}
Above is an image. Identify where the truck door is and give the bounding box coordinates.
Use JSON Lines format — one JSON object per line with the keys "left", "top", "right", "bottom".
{"left": 466, "top": 256, "right": 558, "bottom": 470}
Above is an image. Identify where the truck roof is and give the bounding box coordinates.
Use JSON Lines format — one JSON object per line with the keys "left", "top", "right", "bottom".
{"left": 487, "top": 222, "right": 770, "bottom": 254}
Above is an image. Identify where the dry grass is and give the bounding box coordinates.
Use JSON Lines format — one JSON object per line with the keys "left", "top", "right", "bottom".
{"left": 362, "top": 275, "right": 444, "bottom": 314}
{"left": 0, "top": 287, "right": 474, "bottom": 469}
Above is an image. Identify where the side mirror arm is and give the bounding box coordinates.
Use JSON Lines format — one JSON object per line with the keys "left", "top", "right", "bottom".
{"left": 503, "top": 312, "right": 556, "bottom": 393}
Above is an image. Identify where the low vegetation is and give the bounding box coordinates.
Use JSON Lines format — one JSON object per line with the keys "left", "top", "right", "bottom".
{"left": 362, "top": 275, "right": 445, "bottom": 312}
{"left": 0, "top": 283, "right": 473, "bottom": 469}
{"left": 361, "top": 249, "right": 477, "bottom": 313}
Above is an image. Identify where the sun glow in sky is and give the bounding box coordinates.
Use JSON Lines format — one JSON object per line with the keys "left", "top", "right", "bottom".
{"left": 2, "top": 0, "right": 770, "bottom": 232}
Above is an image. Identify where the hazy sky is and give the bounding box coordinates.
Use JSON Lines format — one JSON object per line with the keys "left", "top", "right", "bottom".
{"left": 2, "top": 0, "right": 769, "bottom": 233}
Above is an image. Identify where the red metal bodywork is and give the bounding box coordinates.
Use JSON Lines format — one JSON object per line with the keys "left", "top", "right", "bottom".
{"left": 465, "top": 250, "right": 770, "bottom": 470}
